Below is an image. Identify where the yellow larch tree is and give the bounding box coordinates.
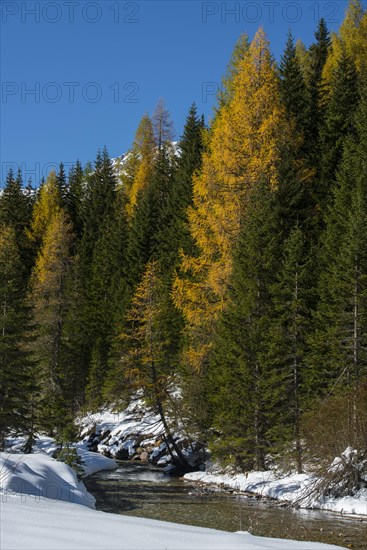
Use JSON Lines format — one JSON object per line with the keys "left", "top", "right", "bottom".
{"left": 28, "top": 170, "right": 61, "bottom": 245}
{"left": 323, "top": 0, "right": 367, "bottom": 83}
{"left": 28, "top": 208, "right": 74, "bottom": 436}
{"left": 173, "top": 28, "right": 295, "bottom": 371}
{"left": 121, "top": 115, "right": 156, "bottom": 218}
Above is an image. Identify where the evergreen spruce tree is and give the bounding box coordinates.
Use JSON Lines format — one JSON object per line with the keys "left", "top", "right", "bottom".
{"left": 308, "top": 85, "right": 367, "bottom": 407}
{"left": 266, "top": 224, "right": 314, "bottom": 472}
{"left": 158, "top": 104, "right": 204, "bottom": 270}
{"left": 0, "top": 168, "right": 34, "bottom": 272}
{"left": 65, "top": 159, "right": 84, "bottom": 240}
{"left": 85, "top": 204, "right": 128, "bottom": 407}
{"left": 148, "top": 143, "right": 178, "bottom": 265}
{"left": 0, "top": 225, "right": 32, "bottom": 448}
{"left": 56, "top": 162, "right": 67, "bottom": 204}
{"left": 207, "top": 181, "right": 279, "bottom": 470}
{"left": 279, "top": 31, "right": 309, "bottom": 138}
{"left": 306, "top": 18, "right": 331, "bottom": 166}
{"left": 319, "top": 50, "right": 359, "bottom": 212}
{"left": 77, "top": 147, "right": 129, "bottom": 408}
{"left": 28, "top": 209, "right": 74, "bottom": 437}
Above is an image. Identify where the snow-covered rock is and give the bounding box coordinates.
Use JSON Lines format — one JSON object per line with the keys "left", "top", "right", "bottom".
{"left": 78, "top": 397, "right": 204, "bottom": 470}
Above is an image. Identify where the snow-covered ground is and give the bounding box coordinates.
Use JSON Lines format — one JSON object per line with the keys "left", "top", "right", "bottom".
{"left": 184, "top": 468, "right": 367, "bottom": 517}
{"left": 0, "top": 452, "right": 346, "bottom": 550}
{"left": 6, "top": 435, "right": 118, "bottom": 477}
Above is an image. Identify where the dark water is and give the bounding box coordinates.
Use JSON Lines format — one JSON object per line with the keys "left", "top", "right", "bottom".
{"left": 84, "top": 462, "right": 366, "bottom": 549}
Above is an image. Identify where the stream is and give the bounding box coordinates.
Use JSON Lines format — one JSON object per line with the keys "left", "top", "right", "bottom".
{"left": 84, "top": 461, "right": 366, "bottom": 549}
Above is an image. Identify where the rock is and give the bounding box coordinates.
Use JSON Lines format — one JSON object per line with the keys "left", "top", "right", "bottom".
{"left": 100, "top": 429, "right": 111, "bottom": 442}
{"left": 140, "top": 451, "right": 149, "bottom": 462}
{"left": 115, "top": 448, "right": 129, "bottom": 460}
{"left": 89, "top": 441, "right": 99, "bottom": 452}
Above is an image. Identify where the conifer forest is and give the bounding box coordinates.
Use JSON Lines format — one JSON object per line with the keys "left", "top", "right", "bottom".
{"left": 1, "top": 0, "right": 367, "bottom": 479}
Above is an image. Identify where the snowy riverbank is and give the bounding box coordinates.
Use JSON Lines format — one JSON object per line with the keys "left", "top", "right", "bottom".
{"left": 0, "top": 452, "right": 347, "bottom": 550}
{"left": 76, "top": 403, "right": 367, "bottom": 518}
{"left": 183, "top": 467, "right": 367, "bottom": 517}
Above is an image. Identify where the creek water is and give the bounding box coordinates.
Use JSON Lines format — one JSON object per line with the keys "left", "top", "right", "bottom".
{"left": 84, "top": 461, "right": 366, "bottom": 549}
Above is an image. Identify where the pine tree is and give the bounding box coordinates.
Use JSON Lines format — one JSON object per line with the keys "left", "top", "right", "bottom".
{"left": 277, "top": 33, "right": 316, "bottom": 239}
{"left": 279, "top": 31, "right": 309, "bottom": 138}
{"left": 319, "top": 50, "right": 359, "bottom": 212}
{"left": 56, "top": 162, "right": 67, "bottom": 204}
{"left": 157, "top": 103, "right": 204, "bottom": 270}
{"left": 65, "top": 159, "right": 84, "bottom": 239}
{"left": 77, "top": 147, "right": 118, "bottom": 308}
{"left": 308, "top": 85, "right": 367, "bottom": 412}
{"left": 0, "top": 168, "right": 34, "bottom": 272}
{"left": 266, "top": 224, "right": 314, "bottom": 472}
{"left": 0, "top": 225, "right": 32, "bottom": 448}
{"left": 85, "top": 202, "right": 128, "bottom": 407}
{"left": 75, "top": 148, "right": 129, "bottom": 408}
{"left": 148, "top": 143, "right": 178, "bottom": 265}
{"left": 207, "top": 180, "right": 279, "bottom": 470}
{"left": 306, "top": 18, "right": 331, "bottom": 166}
{"left": 27, "top": 209, "right": 74, "bottom": 437}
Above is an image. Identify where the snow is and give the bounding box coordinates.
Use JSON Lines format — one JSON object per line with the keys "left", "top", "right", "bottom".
{"left": 78, "top": 400, "right": 166, "bottom": 459}
{"left": 184, "top": 469, "right": 367, "bottom": 517}
{"left": 0, "top": 452, "right": 346, "bottom": 550}
{"left": 1, "top": 494, "right": 346, "bottom": 550}
{"left": 0, "top": 452, "right": 95, "bottom": 508}
{"left": 77, "top": 447, "right": 118, "bottom": 477}
{"left": 6, "top": 435, "right": 118, "bottom": 478}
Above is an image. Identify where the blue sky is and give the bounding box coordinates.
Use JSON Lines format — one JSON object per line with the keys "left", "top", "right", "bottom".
{"left": 1, "top": 0, "right": 350, "bottom": 186}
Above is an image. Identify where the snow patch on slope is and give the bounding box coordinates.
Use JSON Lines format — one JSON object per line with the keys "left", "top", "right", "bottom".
{"left": 0, "top": 452, "right": 95, "bottom": 508}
